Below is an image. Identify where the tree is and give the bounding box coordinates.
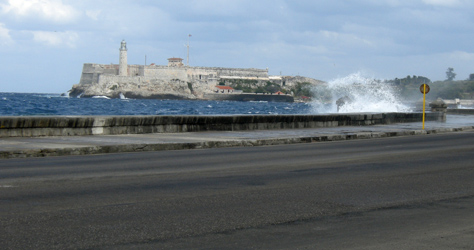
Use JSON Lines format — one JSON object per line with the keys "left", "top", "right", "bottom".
{"left": 446, "top": 67, "right": 456, "bottom": 81}
{"left": 469, "top": 74, "right": 474, "bottom": 81}
{"left": 291, "top": 82, "right": 313, "bottom": 97}
{"left": 387, "top": 75, "right": 431, "bottom": 85}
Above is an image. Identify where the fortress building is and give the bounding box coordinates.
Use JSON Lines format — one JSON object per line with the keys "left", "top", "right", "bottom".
{"left": 167, "top": 58, "right": 184, "bottom": 67}
{"left": 79, "top": 40, "right": 270, "bottom": 86}
{"left": 71, "top": 40, "right": 321, "bottom": 100}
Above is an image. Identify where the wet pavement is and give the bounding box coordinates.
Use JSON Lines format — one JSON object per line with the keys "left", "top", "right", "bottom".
{"left": 0, "top": 115, "right": 472, "bottom": 158}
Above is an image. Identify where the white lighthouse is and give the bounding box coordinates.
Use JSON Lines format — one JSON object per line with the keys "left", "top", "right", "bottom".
{"left": 119, "top": 40, "right": 128, "bottom": 76}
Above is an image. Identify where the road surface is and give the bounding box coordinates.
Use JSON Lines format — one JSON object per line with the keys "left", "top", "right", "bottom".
{"left": 1, "top": 132, "right": 474, "bottom": 249}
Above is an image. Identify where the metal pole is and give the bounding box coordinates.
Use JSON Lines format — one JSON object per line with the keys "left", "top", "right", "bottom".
{"left": 422, "top": 84, "right": 426, "bottom": 130}
{"left": 187, "top": 34, "right": 190, "bottom": 66}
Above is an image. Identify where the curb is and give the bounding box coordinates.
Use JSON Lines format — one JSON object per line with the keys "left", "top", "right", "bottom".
{"left": 1, "top": 126, "right": 473, "bottom": 159}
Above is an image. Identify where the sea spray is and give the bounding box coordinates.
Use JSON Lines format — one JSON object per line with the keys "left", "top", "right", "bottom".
{"left": 310, "top": 73, "right": 411, "bottom": 113}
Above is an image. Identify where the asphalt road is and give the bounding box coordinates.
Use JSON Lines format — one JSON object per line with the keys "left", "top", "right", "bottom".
{"left": 1, "top": 132, "right": 474, "bottom": 249}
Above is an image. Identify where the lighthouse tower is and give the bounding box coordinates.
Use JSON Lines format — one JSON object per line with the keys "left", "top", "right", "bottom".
{"left": 119, "top": 40, "right": 128, "bottom": 76}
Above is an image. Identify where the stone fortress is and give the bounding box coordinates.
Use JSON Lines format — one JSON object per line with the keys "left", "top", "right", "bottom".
{"left": 69, "top": 40, "right": 322, "bottom": 101}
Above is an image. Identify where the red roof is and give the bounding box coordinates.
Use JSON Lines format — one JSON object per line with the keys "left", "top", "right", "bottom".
{"left": 216, "top": 86, "right": 234, "bottom": 90}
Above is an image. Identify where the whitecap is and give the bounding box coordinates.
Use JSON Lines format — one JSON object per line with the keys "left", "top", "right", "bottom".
{"left": 119, "top": 93, "right": 128, "bottom": 100}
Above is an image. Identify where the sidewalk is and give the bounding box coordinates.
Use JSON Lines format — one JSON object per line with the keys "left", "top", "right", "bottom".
{"left": 1, "top": 115, "right": 472, "bottom": 159}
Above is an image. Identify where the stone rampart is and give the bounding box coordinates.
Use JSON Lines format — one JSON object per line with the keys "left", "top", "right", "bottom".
{"left": 185, "top": 66, "right": 267, "bottom": 77}
{"left": 79, "top": 63, "right": 269, "bottom": 84}
{"left": 0, "top": 112, "right": 444, "bottom": 137}
{"left": 142, "top": 66, "right": 188, "bottom": 80}
{"left": 80, "top": 63, "right": 119, "bottom": 84}
{"left": 214, "top": 67, "right": 268, "bottom": 78}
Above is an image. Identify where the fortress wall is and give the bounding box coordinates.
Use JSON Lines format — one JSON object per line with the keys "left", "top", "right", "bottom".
{"left": 0, "top": 113, "right": 445, "bottom": 137}
{"left": 98, "top": 75, "right": 135, "bottom": 85}
{"left": 140, "top": 65, "right": 267, "bottom": 83}
{"left": 184, "top": 66, "right": 268, "bottom": 78}
{"left": 80, "top": 63, "right": 269, "bottom": 86}
{"left": 128, "top": 65, "right": 141, "bottom": 77}
{"left": 80, "top": 64, "right": 100, "bottom": 84}
{"left": 79, "top": 73, "right": 95, "bottom": 85}
{"left": 80, "top": 63, "right": 119, "bottom": 84}
{"left": 187, "top": 67, "right": 218, "bottom": 82}
{"left": 142, "top": 66, "right": 187, "bottom": 81}
{"left": 215, "top": 68, "right": 268, "bottom": 78}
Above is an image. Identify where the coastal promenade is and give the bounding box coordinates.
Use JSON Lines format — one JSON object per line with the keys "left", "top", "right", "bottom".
{"left": 1, "top": 113, "right": 473, "bottom": 249}
{"left": 1, "top": 123, "right": 474, "bottom": 249}
{"left": 0, "top": 114, "right": 472, "bottom": 158}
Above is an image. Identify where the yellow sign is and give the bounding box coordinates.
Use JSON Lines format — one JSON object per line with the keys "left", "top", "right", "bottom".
{"left": 420, "top": 84, "right": 430, "bottom": 129}
{"left": 420, "top": 84, "right": 430, "bottom": 94}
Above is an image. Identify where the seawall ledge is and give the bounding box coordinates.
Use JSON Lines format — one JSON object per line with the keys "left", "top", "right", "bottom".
{"left": 0, "top": 112, "right": 445, "bottom": 138}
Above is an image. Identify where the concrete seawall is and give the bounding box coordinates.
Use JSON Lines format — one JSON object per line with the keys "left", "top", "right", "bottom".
{"left": 447, "top": 109, "right": 474, "bottom": 115}
{"left": 0, "top": 112, "right": 444, "bottom": 137}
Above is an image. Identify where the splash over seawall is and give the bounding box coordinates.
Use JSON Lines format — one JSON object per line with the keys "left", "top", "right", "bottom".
{"left": 310, "top": 73, "right": 411, "bottom": 113}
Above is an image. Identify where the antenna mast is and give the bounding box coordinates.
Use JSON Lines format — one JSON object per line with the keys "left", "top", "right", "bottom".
{"left": 187, "top": 34, "right": 191, "bottom": 66}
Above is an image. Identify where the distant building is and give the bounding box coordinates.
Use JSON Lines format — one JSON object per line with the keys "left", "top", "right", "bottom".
{"left": 215, "top": 85, "right": 235, "bottom": 93}
{"left": 168, "top": 58, "right": 184, "bottom": 67}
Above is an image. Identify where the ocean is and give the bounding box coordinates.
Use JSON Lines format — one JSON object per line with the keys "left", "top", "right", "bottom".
{"left": 0, "top": 92, "right": 314, "bottom": 116}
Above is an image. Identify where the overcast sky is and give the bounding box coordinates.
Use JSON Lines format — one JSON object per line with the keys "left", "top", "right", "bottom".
{"left": 1, "top": 0, "right": 473, "bottom": 93}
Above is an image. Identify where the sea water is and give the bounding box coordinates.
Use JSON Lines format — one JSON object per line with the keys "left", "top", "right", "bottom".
{"left": 0, "top": 92, "right": 313, "bottom": 116}
{"left": 1, "top": 73, "right": 414, "bottom": 116}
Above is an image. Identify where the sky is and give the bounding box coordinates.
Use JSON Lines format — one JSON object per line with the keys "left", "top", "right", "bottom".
{"left": 1, "top": 0, "right": 473, "bottom": 93}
